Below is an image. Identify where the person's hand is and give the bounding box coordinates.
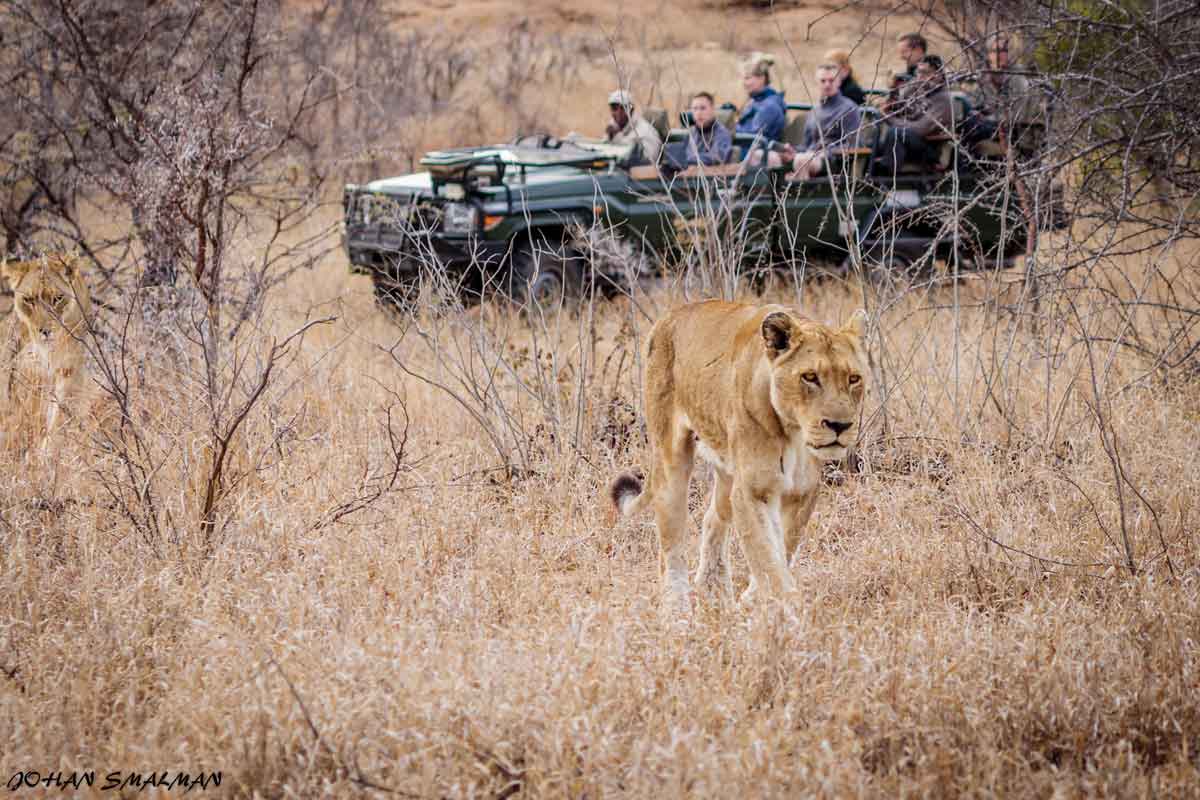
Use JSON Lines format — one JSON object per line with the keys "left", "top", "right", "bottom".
{"left": 779, "top": 143, "right": 797, "bottom": 160}
{"left": 605, "top": 122, "right": 619, "bottom": 139}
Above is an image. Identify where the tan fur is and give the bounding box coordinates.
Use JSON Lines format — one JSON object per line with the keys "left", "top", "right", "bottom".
{"left": 610, "top": 300, "right": 868, "bottom": 606}
{"left": 1, "top": 253, "right": 92, "bottom": 451}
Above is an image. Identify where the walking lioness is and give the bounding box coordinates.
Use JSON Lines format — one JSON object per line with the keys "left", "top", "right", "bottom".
{"left": 610, "top": 300, "right": 868, "bottom": 606}
{"left": 2, "top": 253, "right": 92, "bottom": 450}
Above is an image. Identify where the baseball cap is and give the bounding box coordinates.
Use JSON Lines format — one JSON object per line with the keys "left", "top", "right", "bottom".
{"left": 607, "top": 90, "right": 635, "bottom": 107}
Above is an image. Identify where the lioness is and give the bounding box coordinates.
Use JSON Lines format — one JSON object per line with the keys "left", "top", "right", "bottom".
{"left": 2, "top": 253, "right": 92, "bottom": 449}
{"left": 610, "top": 300, "right": 867, "bottom": 605}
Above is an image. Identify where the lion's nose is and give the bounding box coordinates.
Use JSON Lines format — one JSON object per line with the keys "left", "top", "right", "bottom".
{"left": 823, "top": 419, "right": 852, "bottom": 436}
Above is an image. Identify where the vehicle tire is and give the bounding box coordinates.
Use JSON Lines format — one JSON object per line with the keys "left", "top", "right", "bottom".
{"left": 506, "top": 240, "right": 586, "bottom": 310}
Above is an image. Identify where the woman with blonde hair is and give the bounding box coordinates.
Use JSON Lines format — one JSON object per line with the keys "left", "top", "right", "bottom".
{"left": 824, "top": 49, "right": 866, "bottom": 105}
{"left": 736, "top": 52, "right": 786, "bottom": 142}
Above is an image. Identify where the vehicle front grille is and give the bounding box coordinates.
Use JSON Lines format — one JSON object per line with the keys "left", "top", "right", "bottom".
{"left": 355, "top": 193, "right": 443, "bottom": 234}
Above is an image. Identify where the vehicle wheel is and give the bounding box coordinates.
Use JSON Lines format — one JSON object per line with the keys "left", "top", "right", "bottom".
{"left": 506, "top": 241, "right": 585, "bottom": 310}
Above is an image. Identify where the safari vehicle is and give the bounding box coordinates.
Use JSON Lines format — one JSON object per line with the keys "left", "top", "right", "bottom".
{"left": 342, "top": 98, "right": 1060, "bottom": 309}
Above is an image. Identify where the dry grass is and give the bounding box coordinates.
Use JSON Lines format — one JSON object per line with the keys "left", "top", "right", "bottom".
{"left": 3, "top": 223, "right": 1198, "bottom": 796}
{"left": 3, "top": 2, "right": 1200, "bottom": 797}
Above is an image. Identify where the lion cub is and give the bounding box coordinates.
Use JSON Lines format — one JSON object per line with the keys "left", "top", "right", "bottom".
{"left": 610, "top": 300, "right": 868, "bottom": 606}
{"left": 2, "top": 253, "right": 92, "bottom": 450}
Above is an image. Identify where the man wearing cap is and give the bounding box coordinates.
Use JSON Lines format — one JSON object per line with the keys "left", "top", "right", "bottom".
{"left": 604, "top": 90, "right": 663, "bottom": 165}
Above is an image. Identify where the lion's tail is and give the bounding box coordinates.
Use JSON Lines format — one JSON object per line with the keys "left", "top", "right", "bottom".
{"left": 609, "top": 470, "right": 653, "bottom": 518}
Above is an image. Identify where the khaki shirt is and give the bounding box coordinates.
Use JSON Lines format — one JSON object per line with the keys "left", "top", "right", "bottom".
{"left": 893, "top": 84, "right": 955, "bottom": 139}
{"left": 971, "top": 71, "right": 1041, "bottom": 126}
{"left": 608, "top": 113, "right": 663, "bottom": 164}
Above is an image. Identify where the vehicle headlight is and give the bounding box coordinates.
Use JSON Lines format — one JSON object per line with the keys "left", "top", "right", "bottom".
{"left": 442, "top": 202, "right": 478, "bottom": 234}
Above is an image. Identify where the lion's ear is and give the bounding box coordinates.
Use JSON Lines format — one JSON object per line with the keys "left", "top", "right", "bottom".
{"left": 842, "top": 309, "right": 868, "bottom": 341}
{"left": 762, "top": 311, "right": 796, "bottom": 356}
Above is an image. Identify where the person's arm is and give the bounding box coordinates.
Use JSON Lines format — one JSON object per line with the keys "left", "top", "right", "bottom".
{"left": 895, "top": 112, "right": 936, "bottom": 138}
{"left": 841, "top": 106, "right": 863, "bottom": 146}
{"left": 802, "top": 114, "right": 819, "bottom": 151}
{"left": 761, "top": 101, "right": 786, "bottom": 141}
{"left": 714, "top": 126, "right": 733, "bottom": 163}
{"left": 641, "top": 124, "right": 663, "bottom": 164}
{"left": 895, "top": 94, "right": 950, "bottom": 138}
{"left": 930, "top": 92, "right": 955, "bottom": 136}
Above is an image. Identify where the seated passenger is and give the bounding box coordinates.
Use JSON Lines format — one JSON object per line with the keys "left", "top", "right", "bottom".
{"left": 684, "top": 92, "right": 733, "bottom": 167}
{"left": 825, "top": 49, "right": 866, "bottom": 106}
{"left": 604, "top": 90, "right": 663, "bottom": 165}
{"left": 880, "top": 55, "right": 953, "bottom": 172}
{"left": 736, "top": 53, "right": 786, "bottom": 144}
{"left": 897, "top": 33, "right": 927, "bottom": 80}
{"left": 778, "top": 64, "right": 862, "bottom": 179}
{"left": 660, "top": 93, "right": 734, "bottom": 174}
{"left": 884, "top": 33, "right": 928, "bottom": 113}
{"left": 962, "top": 35, "right": 1040, "bottom": 152}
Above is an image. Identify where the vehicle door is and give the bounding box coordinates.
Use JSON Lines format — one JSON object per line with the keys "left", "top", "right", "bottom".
{"left": 663, "top": 163, "right": 774, "bottom": 271}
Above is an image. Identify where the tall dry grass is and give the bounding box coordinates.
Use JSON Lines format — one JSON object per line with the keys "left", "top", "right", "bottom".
{"left": 2, "top": 205, "right": 1198, "bottom": 796}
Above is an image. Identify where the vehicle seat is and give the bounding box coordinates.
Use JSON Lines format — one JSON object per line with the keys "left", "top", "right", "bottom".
{"left": 645, "top": 107, "right": 670, "bottom": 142}
{"left": 665, "top": 127, "right": 690, "bottom": 144}
{"left": 779, "top": 112, "right": 807, "bottom": 147}
{"left": 716, "top": 105, "right": 738, "bottom": 131}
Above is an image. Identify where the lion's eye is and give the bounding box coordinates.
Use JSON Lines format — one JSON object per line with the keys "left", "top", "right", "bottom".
{"left": 848, "top": 374, "right": 861, "bottom": 385}
{"left": 802, "top": 372, "right": 820, "bottom": 385}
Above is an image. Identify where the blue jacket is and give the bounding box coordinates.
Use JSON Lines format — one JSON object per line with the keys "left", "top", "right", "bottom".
{"left": 737, "top": 87, "right": 786, "bottom": 142}
{"left": 687, "top": 122, "right": 733, "bottom": 166}
{"left": 802, "top": 93, "right": 862, "bottom": 151}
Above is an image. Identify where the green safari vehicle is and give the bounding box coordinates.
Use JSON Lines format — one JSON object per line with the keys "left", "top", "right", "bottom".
{"left": 342, "top": 100, "right": 1059, "bottom": 309}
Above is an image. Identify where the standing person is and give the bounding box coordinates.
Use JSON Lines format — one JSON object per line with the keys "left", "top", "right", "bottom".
{"left": 604, "top": 90, "right": 663, "bottom": 165}
{"left": 736, "top": 53, "right": 786, "bottom": 144}
{"left": 824, "top": 49, "right": 866, "bottom": 105}
{"left": 778, "top": 64, "right": 862, "bottom": 179}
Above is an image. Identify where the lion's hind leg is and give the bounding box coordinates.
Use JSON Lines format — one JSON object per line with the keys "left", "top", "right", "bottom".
{"left": 696, "top": 469, "right": 734, "bottom": 601}
{"left": 651, "top": 422, "right": 695, "bottom": 608}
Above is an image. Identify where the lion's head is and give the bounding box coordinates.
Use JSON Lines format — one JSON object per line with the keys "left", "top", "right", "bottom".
{"left": 2, "top": 253, "right": 91, "bottom": 345}
{"left": 761, "top": 309, "right": 868, "bottom": 461}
